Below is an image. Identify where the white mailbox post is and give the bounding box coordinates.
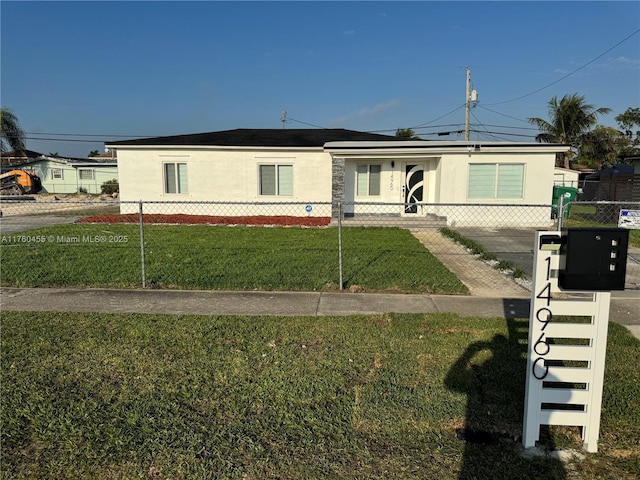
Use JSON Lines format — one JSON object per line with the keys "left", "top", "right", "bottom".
{"left": 522, "top": 231, "right": 612, "bottom": 453}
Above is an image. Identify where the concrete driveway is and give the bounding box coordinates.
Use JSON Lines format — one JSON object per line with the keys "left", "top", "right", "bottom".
{"left": 456, "top": 228, "right": 537, "bottom": 277}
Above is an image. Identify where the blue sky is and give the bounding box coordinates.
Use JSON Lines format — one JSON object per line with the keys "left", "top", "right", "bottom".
{"left": 2, "top": 1, "right": 639, "bottom": 158}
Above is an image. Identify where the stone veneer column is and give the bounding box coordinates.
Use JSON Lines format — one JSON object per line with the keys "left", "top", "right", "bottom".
{"left": 331, "top": 156, "right": 345, "bottom": 221}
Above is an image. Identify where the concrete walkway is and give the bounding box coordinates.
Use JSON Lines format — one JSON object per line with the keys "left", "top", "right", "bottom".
{"left": 2, "top": 287, "right": 639, "bottom": 340}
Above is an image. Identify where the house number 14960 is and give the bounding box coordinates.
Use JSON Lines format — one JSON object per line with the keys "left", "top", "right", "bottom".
{"left": 533, "top": 257, "right": 553, "bottom": 380}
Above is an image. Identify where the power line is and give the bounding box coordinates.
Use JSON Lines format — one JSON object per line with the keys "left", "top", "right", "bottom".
{"left": 410, "top": 104, "right": 466, "bottom": 129}
{"left": 470, "top": 111, "right": 502, "bottom": 142}
{"left": 24, "top": 136, "right": 112, "bottom": 143}
{"left": 469, "top": 129, "right": 536, "bottom": 139}
{"left": 25, "top": 132, "right": 142, "bottom": 138}
{"left": 285, "top": 117, "right": 329, "bottom": 129}
{"left": 476, "top": 105, "right": 533, "bottom": 125}
{"left": 485, "top": 28, "right": 640, "bottom": 106}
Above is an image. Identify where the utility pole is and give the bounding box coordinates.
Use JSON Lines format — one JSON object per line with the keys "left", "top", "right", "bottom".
{"left": 465, "top": 67, "right": 471, "bottom": 141}
{"left": 464, "top": 67, "right": 478, "bottom": 141}
{"left": 281, "top": 111, "right": 287, "bottom": 129}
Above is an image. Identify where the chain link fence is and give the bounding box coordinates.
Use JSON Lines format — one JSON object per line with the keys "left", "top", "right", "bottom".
{"left": 2, "top": 197, "right": 638, "bottom": 293}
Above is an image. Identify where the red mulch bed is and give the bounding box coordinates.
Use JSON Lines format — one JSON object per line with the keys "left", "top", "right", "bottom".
{"left": 78, "top": 214, "right": 332, "bottom": 227}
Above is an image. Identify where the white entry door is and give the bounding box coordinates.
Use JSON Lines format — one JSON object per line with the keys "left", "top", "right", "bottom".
{"left": 402, "top": 163, "right": 425, "bottom": 215}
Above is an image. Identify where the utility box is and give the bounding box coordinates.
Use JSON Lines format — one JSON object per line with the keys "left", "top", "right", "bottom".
{"left": 559, "top": 228, "right": 629, "bottom": 290}
{"left": 551, "top": 185, "right": 579, "bottom": 219}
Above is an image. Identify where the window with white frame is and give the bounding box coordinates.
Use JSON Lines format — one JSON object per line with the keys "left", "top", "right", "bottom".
{"left": 51, "top": 168, "right": 63, "bottom": 180}
{"left": 259, "top": 164, "right": 293, "bottom": 196}
{"left": 78, "top": 169, "right": 94, "bottom": 180}
{"left": 468, "top": 163, "right": 524, "bottom": 199}
{"left": 164, "top": 162, "right": 188, "bottom": 194}
{"left": 356, "top": 164, "right": 381, "bottom": 196}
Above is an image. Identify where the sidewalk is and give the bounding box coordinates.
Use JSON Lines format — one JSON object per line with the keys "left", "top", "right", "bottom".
{"left": 2, "top": 287, "right": 639, "bottom": 340}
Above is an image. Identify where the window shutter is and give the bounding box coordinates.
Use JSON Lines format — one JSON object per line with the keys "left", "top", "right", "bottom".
{"left": 369, "top": 165, "right": 381, "bottom": 195}
{"left": 177, "top": 163, "right": 188, "bottom": 193}
{"left": 165, "top": 164, "right": 177, "bottom": 194}
{"left": 497, "top": 164, "right": 524, "bottom": 199}
{"left": 260, "top": 165, "right": 276, "bottom": 195}
{"left": 356, "top": 165, "right": 368, "bottom": 195}
{"left": 278, "top": 165, "right": 293, "bottom": 195}
{"left": 468, "top": 164, "right": 496, "bottom": 198}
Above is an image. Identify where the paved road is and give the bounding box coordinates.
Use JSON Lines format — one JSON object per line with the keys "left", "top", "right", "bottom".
{"left": 0, "top": 197, "right": 117, "bottom": 235}
{"left": 0, "top": 215, "right": 81, "bottom": 235}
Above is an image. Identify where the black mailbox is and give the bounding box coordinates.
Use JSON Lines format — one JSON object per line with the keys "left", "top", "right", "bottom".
{"left": 559, "top": 228, "right": 629, "bottom": 291}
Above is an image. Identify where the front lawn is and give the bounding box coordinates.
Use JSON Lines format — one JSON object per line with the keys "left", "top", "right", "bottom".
{"left": 0, "top": 224, "right": 467, "bottom": 294}
{"left": 2, "top": 312, "right": 638, "bottom": 479}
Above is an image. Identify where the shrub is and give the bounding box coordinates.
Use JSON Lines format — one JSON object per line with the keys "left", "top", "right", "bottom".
{"left": 101, "top": 178, "right": 119, "bottom": 195}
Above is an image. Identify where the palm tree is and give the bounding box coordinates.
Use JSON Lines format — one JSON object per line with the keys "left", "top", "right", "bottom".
{"left": 527, "top": 94, "right": 611, "bottom": 168}
{"left": 0, "top": 107, "right": 26, "bottom": 154}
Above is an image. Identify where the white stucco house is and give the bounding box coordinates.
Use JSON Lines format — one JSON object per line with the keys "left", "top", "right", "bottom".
{"left": 107, "top": 128, "right": 569, "bottom": 226}
{"left": 14, "top": 155, "right": 118, "bottom": 194}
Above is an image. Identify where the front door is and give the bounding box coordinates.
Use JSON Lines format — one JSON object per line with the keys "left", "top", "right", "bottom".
{"left": 403, "top": 163, "right": 425, "bottom": 214}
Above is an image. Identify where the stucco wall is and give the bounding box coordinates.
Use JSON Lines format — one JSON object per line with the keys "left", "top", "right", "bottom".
{"left": 341, "top": 157, "right": 439, "bottom": 215}
{"left": 116, "top": 145, "right": 560, "bottom": 226}
{"left": 333, "top": 149, "right": 557, "bottom": 226}
{"left": 436, "top": 151, "right": 556, "bottom": 204}
{"left": 431, "top": 150, "right": 556, "bottom": 226}
{"left": 117, "top": 147, "right": 332, "bottom": 215}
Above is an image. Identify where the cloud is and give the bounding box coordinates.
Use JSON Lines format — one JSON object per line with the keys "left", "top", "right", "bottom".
{"left": 601, "top": 56, "right": 640, "bottom": 71}
{"left": 555, "top": 55, "right": 640, "bottom": 76}
{"left": 343, "top": 30, "right": 355, "bottom": 35}
{"left": 329, "top": 100, "right": 399, "bottom": 126}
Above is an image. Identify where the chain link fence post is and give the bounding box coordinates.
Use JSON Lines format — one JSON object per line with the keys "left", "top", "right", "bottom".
{"left": 558, "top": 195, "right": 565, "bottom": 231}
{"left": 138, "top": 200, "right": 146, "bottom": 288}
{"left": 338, "top": 201, "right": 343, "bottom": 290}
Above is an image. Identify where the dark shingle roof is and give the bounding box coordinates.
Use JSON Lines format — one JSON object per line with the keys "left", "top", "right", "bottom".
{"left": 107, "top": 128, "right": 398, "bottom": 148}
{"left": 0, "top": 149, "right": 44, "bottom": 158}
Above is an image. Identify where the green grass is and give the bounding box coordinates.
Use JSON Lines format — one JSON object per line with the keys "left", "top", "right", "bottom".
{"left": 0, "top": 225, "right": 467, "bottom": 294}
{"left": 2, "top": 311, "right": 638, "bottom": 479}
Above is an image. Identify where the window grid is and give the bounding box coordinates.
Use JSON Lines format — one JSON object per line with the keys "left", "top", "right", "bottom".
{"left": 78, "top": 169, "right": 94, "bottom": 180}
{"left": 356, "top": 164, "right": 381, "bottom": 196}
{"left": 164, "top": 163, "right": 188, "bottom": 194}
{"left": 260, "top": 164, "right": 293, "bottom": 196}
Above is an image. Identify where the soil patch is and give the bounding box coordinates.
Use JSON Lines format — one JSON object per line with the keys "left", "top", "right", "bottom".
{"left": 78, "top": 213, "right": 331, "bottom": 227}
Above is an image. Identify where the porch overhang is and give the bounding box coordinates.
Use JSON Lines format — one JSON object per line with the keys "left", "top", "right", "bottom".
{"left": 324, "top": 140, "right": 570, "bottom": 156}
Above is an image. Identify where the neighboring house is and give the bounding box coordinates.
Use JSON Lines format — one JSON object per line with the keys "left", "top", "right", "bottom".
{"left": 0, "top": 149, "right": 44, "bottom": 167}
{"left": 107, "top": 128, "right": 569, "bottom": 226}
{"left": 583, "top": 163, "right": 639, "bottom": 202}
{"left": 14, "top": 155, "right": 118, "bottom": 194}
{"left": 553, "top": 167, "right": 580, "bottom": 187}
